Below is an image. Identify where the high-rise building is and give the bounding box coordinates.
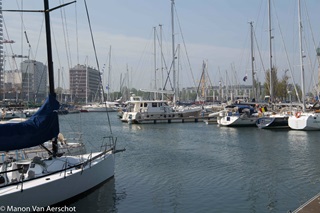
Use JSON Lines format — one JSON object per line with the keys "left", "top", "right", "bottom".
{"left": 21, "top": 60, "right": 47, "bottom": 103}
{"left": 0, "top": 0, "right": 3, "bottom": 99}
{"left": 69, "top": 64, "right": 102, "bottom": 103}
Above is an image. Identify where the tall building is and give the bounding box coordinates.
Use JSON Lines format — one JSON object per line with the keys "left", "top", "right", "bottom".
{"left": 0, "top": 0, "right": 3, "bottom": 99}
{"left": 21, "top": 60, "right": 47, "bottom": 103}
{"left": 69, "top": 64, "right": 102, "bottom": 103}
{"left": 3, "top": 69, "right": 21, "bottom": 98}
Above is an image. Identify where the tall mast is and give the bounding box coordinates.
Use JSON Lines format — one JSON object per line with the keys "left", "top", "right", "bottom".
{"left": 153, "top": 26, "right": 157, "bottom": 100}
{"left": 249, "top": 21, "right": 256, "bottom": 101}
{"left": 44, "top": 0, "right": 58, "bottom": 157}
{"left": 159, "top": 24, "right": 164, "bottom": 100}
{"left": 268, "top": 0, "right": 273, "bottom": 103}
{"left": 108, "top": 45, "right": 112, "bottom": 101}
{"left": 44, "top": 0, "right": 55, "bottom": 95}
{"left": 171, "top": 0, "right": 177, "bottom": 104}
{"left": 298, "top": 0, "right": 305, "bottom": 111}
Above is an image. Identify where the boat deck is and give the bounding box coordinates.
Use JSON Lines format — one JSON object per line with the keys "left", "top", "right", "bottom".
{"left": 292, "top": 193, "right": 320, "bottom": 213}
{"left": 130, "top": 116, "right": 210, "bottom": 124}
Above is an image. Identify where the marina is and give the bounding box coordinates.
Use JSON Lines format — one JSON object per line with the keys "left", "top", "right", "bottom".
{"left": 0, "top": 0, "right": 320, "bottom": 212}
{"left": 58, "top": 112, "right": 320, "bottom": 213}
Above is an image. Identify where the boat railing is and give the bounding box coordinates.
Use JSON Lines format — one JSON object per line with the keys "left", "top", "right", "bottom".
{"left": 102, "top": 135, "right": 117, "bottom": 153}
{"left": 0, "top": 153, "right": 108, "bottom": 190}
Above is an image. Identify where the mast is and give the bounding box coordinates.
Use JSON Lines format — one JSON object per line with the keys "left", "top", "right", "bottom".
{"left": 44, "top": 0, "right": 55, "bottom": 96}
{"left": 44, "top": 0, "right": 58, "bottom": 157}
{"left": 268, "top": 0, "right": 273, "bottom": 103}
{"left": 86, "top": 64, "right": 88, "bottom": 103}
{"left": 171, "top": 0, "right": 177, "bottom": 104}
{"left": 249, "top": 21, "right": 256, "bottom": 101}
{"left": 298, "top": 0, "right": 305, "bottom": 111}
{"left": 108, "top": 45, "right": 111, "bottom": 101}
{"left": 153, "top": 26, "right": 157, "bottom": 100}
{"left": 159, "top": 24, "right": 164, "bottom": 100}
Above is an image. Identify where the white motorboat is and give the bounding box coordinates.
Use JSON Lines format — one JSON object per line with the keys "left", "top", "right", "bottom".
{"left": 121, "top": 95, "right": 201, "bottom": 124}
{"left": 81, "top": 101, "right": 119, "bottom": 112}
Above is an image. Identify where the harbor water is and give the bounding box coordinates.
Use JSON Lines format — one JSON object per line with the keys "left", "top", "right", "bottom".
{"left": 59, "top": 112, "right": 320, "bottom": 213}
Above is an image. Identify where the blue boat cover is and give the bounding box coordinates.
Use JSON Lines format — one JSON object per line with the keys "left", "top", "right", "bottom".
{"left": 0, "top": 94, "right": 60, "bottom": 151}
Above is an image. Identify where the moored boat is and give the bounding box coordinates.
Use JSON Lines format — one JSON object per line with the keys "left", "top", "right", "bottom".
{"left": 217, "top": 105, "right": 258, "bottom": 127}
{"left": 121, "top": 95, "right": 201, "bottom": 124}
{"left": 256, "top": 113, "right": 290, "bottom": 129}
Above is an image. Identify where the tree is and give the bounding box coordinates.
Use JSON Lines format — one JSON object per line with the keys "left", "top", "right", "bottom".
{"left": 276, "top": 72, "right": 289, "bottom": 101}
{"left": 263, "top": 67, "right": 278, "bottom": 100}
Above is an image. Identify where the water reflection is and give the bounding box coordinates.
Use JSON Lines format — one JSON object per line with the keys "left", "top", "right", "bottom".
{"left": 72, "top": 178, "right": 125, "bottom": 213}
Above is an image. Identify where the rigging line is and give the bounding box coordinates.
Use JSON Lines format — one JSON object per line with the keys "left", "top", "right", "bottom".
{"left": 52, "top": 21, "right": 63, "bottom": 76}
{"left": 302, "top": 35, "right": 317, "bottom": 95}
{"left": 83, "top": 0, "right": 100, "bottom": 73}
{"left": 2, "top": 17, "right": 19, "bottom": 73}
{"left": 173, "top": 5, "right": 196, "bottom": 88}
{"left": 75, "top": 3, "right": 79, "bottom": 65}
{"left": 303, "top": 0, "right": 320, "bottom": 69}
{"left": 83, "top": 0, "right": 113, "bottom": 134}
{"left": 272, "top": 0, "right": 300, "bottom": 103}
{"left": 162, "top": 47, "right": 179, "bottom": 91}
{"left": 206, "top": 61, "right": 214, "bottom": 88}
{"left": 34, "top": 15, "right": 45, "bottom": 60}
{"left": 134, "top": 27, "right": 153, "bottom": 86}
{"left": 155, "top": 29, "right": 169, "bottom": 79}
{"left": 253, "top": 29, "right": 266, "bottom": 75}
{"left": 83, "top": 0, "right": 103, "bottom": 104}
{"left": 59, "top": 0, "right": 72, "bottom": 70}
{"left": 238, "top": 21, "right": 250, "bottom": 79}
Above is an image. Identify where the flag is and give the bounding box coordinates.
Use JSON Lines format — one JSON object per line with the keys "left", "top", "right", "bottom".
{"left": 243, "top": 74, "right": 248, "bottom": 82}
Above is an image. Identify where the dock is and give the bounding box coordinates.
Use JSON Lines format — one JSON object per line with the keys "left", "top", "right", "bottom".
{"left": 126, "top": 116, "right": 210, "bottom": 124}
{"left": 292, "top": 193, "right": 320, "bottom": 213}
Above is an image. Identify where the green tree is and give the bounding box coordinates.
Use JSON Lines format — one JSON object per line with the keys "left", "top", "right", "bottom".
{"left": 276, "top": 72, "right": 289, "bottom": 101}
{"left": 263, "top": 68, "right": 278, "bottom": 101}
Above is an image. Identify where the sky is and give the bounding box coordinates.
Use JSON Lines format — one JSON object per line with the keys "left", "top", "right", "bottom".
{"left": 2, "top": 0, "right": 320, "bottom": 95}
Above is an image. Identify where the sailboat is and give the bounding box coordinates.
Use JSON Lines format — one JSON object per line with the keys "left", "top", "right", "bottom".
{"left": 0, "top": 0, "right": 120, "bottom": 208}
{"left": 255, "top": 0, "right": 291, "bottom": 129}
{"left": 288, "top": 0, "right": 320, "bottom": 130}
{"left": 217, "top": 104, "right": 259, "bottom": 127}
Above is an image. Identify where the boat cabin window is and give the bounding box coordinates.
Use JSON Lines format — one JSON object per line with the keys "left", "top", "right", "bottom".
{"left": 140, "top": 103, "right": 148, "bottom": 108}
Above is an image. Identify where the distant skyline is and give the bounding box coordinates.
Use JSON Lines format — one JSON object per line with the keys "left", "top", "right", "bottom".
{"left": 2, "top": 0, "right": 320, "bottom": 96}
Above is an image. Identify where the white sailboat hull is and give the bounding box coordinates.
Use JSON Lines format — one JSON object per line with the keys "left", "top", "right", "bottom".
{"left": 288, "top": 113, "right": 320, "bottom": 130}
{"left": 0, "top": 152, "right": 115, "bottom": 208}
{"left": 218, "top": 115, "right": 258, "bottom": 127}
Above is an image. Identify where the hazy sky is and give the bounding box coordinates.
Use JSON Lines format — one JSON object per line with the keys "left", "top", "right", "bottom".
{"left": 2, "top": 0, "right": 320, "bottom": 94}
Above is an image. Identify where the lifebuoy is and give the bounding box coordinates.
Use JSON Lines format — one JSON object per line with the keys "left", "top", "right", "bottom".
{"left": 295, "top": 112, "right": 301, "bottom": 118}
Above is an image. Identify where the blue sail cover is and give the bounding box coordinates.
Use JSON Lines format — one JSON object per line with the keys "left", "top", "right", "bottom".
{"left": 0, "top": 94, "right": 60, "bottom": 151}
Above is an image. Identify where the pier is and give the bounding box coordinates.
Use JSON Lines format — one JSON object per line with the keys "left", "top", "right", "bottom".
{"left": 292, "top": 193, "right": 320, "bottom": 213}
{"left": 133, "top": 116, "right": 210, "bottom": 124}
